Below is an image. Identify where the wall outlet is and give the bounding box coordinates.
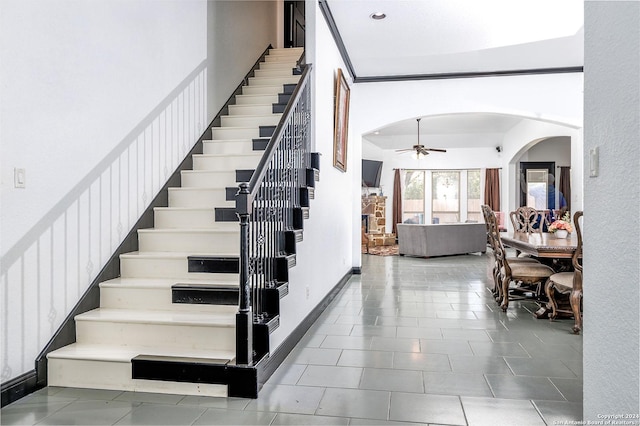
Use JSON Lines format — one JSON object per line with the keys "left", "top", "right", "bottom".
{"left": 305, "top": 286, "right": 310, "bottom": 299}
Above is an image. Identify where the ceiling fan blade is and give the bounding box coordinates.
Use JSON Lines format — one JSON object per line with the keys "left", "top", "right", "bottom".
{"left": 395, "top": 148, "right": 414, "bottom": 153}
{"left": 418, "top": 148, "right": 430, "bottom": 156}
{"left": 424, "top": 148, "right": 447, "bottom": 153}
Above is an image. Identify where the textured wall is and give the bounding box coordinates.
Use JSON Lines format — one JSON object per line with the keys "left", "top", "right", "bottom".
{"left": 583, "top": 0, "right": 640, "bottom": 419}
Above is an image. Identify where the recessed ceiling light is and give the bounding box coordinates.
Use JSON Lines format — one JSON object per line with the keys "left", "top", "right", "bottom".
{"left": 370, "top": 12, "right": 386, "bottom": 20}
{"left": 374, "top": 131, "right": 380, "bottom": 135}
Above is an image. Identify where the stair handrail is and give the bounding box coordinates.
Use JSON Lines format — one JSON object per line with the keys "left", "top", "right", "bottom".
{"left": 235, "top": 62, "right": 313, "bottom": 366}
{"left": 241, "top": 63, "right": 312, "bottom": 204}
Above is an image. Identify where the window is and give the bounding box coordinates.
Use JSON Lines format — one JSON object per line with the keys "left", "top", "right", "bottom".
{"left": 467, "top": 169, "right": 482, "bottom": 222}
{"left": 432, "top": 171, "right": 460, "bottom": 223}
{"left": 402, "top": 170, "right": 425, "bottom": 224}
{"left": 526, "top": 169, "right": 549, "bottom": 209}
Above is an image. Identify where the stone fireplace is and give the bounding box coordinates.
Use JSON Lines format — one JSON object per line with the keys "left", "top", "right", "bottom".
{"left": 362, "top": 195, "right": 395, "bottom": 246}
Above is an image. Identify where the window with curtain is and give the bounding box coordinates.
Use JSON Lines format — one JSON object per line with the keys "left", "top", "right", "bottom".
{"left": 432, "top": 171, "right": 460, "bottom": 223}
{"left": 402, "top": 170, "right": 425, "bottom": 224}
{"left": 467, "top": 169, "right": 481, "bottom": 222}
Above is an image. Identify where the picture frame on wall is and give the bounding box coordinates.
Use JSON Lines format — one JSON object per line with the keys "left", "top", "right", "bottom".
{"left": 333, "top": 68, "right": 350, "bottom": 172}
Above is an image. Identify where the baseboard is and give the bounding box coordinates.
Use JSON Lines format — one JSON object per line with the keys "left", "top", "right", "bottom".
{"left": 1, "top": 370, "right": 37, "bottom": 408}
{"left": 352, "top": 267, "right": 362, "bottom": 275}
{"left": 256, "top": 268, "right": 354, "bottom": 388}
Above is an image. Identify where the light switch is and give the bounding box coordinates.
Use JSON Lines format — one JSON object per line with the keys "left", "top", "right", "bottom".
{"left": 14, "top": 168, "right": 26, "bottom": 188}
{"left": 589, "top": 147, "right": 599, "bottom": 177}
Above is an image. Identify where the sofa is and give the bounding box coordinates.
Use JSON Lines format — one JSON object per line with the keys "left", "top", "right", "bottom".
{"left": 397, "top": 222, "right": 487, "bottom": 257}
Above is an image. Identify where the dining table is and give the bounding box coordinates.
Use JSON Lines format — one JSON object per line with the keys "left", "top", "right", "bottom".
{"left": 500, "top": 231, "right": 578, "bottom": 259}
{"left": 500, "top": 231, "right": 580, "bottom": 318}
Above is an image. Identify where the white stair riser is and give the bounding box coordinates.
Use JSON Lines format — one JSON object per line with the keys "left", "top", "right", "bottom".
{"left": 242, "top": 86, "right": 284, "bottom": 96}
{"left": 193, "top": 155, "right": 261, "bottom": 170}
{"left": 265, "top": 56, "right": 298, "bottom": 63}
{"left": 154, "top": 208, "right": 215, "bottom": 229}
{"left": 236, "top": 93, "right": 280, "bottom": 103}
{"left": 138, "top": 230, "right": 240, "bottom": 253}
{"left": 76, "top": 320, "right": 235, "bottom": 351}
{"left": 268, "top": 48, "right": 303, "bottom": 56}
{"left": 120, "top": 256, "right": 239, "bottom": 281}
{"left": 169, "top": 187, "right": 229, "bottom": 207}
{"left": 259, "top": 62, "right": 298, "bottom": 70}
{"left": 48, "top": 358, "right": 227, "bottom": 397}
{"left": 180, "top": 171, "right": 246, "bottom": 189}
{"left": 220, "top": 114, "right": 281, "bottom": 128}
{"left": 254, "top": 69, "right": 294, "bottom": 78}
{"left": 228, "top": 104, "right": 273, "bottom": 116}
{"left": 212, "top": 127, "right": 259, "bottom": 140}
{"left": 181, "top": 169, "right": 237, "bottom": 186}
{"left": 154, "top": 208, "right": 236, "bottom": 229}
{"left": 203, "top": 140, "right": 256, "bottom": 155}
{"left": 100, "top": 286, "right": 236, "bottom": 313}
{"left": 249, "top": 76, "right": 300, "bottom": 86}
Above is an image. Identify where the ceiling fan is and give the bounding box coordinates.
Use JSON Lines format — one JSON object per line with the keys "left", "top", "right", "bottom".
{"left": 395, "top": 118, "right": 447, "bottom": 158}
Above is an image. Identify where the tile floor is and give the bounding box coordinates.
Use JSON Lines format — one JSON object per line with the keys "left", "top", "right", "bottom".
{"left": 1, "top": 253, "right": 583, "bottom": 425}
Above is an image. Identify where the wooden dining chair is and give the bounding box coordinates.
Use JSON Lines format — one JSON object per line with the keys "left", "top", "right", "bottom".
{"left": 481, "top": 205, "right": 540, "bottom": 299}
{"left": 510, "top": 206, "right": 544, "bottom": 234}
{"left": 545, "top": 211, "right": 584, "bottom": 334}
{"left": 488, "top": 210, "right": 555, "bottom": 311}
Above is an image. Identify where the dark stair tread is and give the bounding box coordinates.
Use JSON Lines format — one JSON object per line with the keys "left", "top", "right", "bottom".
{"left": 134, "top": 354, "right": 233, "bottom": 365}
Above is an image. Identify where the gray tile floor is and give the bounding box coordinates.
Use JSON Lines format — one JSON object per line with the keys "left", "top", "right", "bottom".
{"left": 1, "top": 253, "right": 583, "bottom": 425}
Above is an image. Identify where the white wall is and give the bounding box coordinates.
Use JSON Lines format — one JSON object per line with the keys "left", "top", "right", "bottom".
{"left": 583, "top": 1, "right": 640, "bottom": 419}
{"left": 0, "top": 0, "right": 277, "bottom": 384}
{"left": 206, "top": 1, "right": 279, "bottom": 112}
{"left": 350, "top": 75, "right": 583, "bottom": 257}
{"left": 269, "top": 0, "right": 356, "bottom": 349}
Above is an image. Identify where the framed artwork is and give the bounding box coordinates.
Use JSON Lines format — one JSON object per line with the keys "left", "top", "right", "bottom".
{"left": 333, "top": 68, "right": 350, "bottom": 172}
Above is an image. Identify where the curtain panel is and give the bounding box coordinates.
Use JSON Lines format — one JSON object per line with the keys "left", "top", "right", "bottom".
{"left": 559, "top": 166, "right": 571, "bottom": 212}
{"left": 392, "top": 169, "right": 402, "bottom": 235}
{"left": 484, "top": 168, "right": 501, "bottom": 211}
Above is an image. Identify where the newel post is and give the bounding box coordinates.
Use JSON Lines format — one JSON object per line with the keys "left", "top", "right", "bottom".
{"left": 236, "top": 182, "right": 253, "bottom": 365}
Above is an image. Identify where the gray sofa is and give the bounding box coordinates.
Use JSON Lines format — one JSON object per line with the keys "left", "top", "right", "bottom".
{"left": 397, "top": 223, "right": 487, "bottom": 257}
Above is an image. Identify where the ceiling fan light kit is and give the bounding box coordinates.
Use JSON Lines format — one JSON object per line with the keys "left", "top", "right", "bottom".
{"left": 395, "top": 118, "right": 447, "bottom": 159}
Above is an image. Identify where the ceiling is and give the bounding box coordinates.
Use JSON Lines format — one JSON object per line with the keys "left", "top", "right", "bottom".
{"left": 319, "top": 0, "right": 584, "bottom": 151}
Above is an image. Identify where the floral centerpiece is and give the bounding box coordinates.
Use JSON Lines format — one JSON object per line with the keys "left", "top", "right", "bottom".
{"left": 548, "top": 212, "right": 573, "bottom": 238}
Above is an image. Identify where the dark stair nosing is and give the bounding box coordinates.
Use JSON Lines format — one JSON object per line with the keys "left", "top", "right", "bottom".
{"left": 277, "top": 93, "right": 292, "bottom": 104}
{"left": 293, "top": 207, "right": 309, "bottom": 229}
{"left": 300, "top": 187, "right": 314, "bottom": 207}
{"left": 253, "top": 315, "right": 280, "bottom": 360}
{"left": 282, "top": 83, "right": 296, "bottom": 94}
{"left": 292, "top": 67, "right": 302, "bottom": 76}
{"left": 172, "top": 283, "right": 239, "bottom": 305}
{"left": 226, "top": 187, "right": 238, "bottom": 201}
{"left": 253, "top": 138, "right": 269, "bottom": 151}
{"left": 305, "top": 168, "right": 319, "bottom": 188}
{"left": 284, "top": 229, "right": 303, "bottom": 254}
{"left": 188, "top": 256, "right": 239, "bottom": 274}
{"left": 311, "top": 152, "right": 321, "bottom": 171}
{"left": 272, "top": 254, "right": 295, "bottom": 283}
{"left": 263, "top": 285, "right": 289, "bottom": 317}
{"left": 236, "top": 169, "right": 254, "bottom": 182}
{"left": 259, "top": 125, "right": 276, "bottom": 138}
{"left": 272, "top": 103, "right": 286, "bottom": 114}
{"left": 132, "top": 355, "right": 260, "bottom": 398}
{"left": 214, "top": 207, "right": 239, "bottom": 222}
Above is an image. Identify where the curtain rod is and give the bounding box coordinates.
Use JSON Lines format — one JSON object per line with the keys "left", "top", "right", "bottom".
{"left": 392, "top": 167, "right": 502, "bottom": 171}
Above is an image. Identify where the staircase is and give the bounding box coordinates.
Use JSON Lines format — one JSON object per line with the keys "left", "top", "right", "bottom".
{"left": 47, "top": 47, "right": 311, "bottom": 398}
